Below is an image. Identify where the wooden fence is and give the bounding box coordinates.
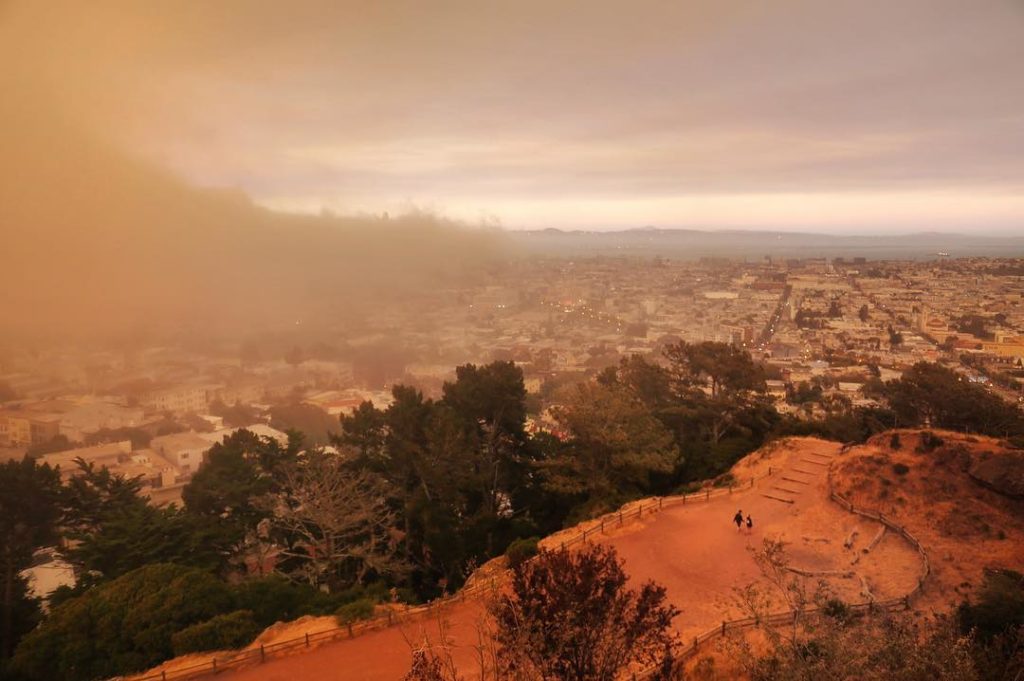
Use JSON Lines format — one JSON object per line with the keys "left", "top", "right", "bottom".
{"left": 631, "top": 446, "right": 931, "bottom": 680}
{"left": 127, "top": 467, "right": 780, "bottom": 681}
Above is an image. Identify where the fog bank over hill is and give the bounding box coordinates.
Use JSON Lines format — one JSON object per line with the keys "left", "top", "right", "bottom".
{"left": 3, "top": 92, "right": 1019, "bottom": 347}
{"left": 3, "top": 0, "right": 1020, "bottom": 346}
{"left": 0, "top": 107, "right": 508, "bottom": 345}
{"left": 0, "top": 2, "right": 509, "bottom": 345}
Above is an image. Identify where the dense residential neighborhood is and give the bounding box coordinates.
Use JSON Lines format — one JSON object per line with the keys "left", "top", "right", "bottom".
{"left": 3, "top": 256, "right": 1021, "bottom": 482}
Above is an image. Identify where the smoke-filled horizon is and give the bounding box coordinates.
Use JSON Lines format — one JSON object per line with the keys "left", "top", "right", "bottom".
{"left": 0, "top": 73, "right": 510, "bottom": 344}
{"left": 3, "top": 0, "right": 1024, "bottom": 343}
{"left": 3, "top": 0, "right": 1023, "bottom": 234}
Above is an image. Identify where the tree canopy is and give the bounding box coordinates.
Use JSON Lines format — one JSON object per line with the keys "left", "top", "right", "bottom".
{"left": 0, "top": 458, "right": 61, "bottom": 659}
{"left": 547, "top": 381, "right": 677, "bottom": 502}
{"left": 492, "top": 544, "right": 679, "bottom": 681}
{"left": 12, "top": 564, "right": 235, "bottom": 681}
{"left": 62, "top": 460, "right": 230, "bottom": 584}
{"left": 885, "top": 363, "right": 1024, "bottom": 436}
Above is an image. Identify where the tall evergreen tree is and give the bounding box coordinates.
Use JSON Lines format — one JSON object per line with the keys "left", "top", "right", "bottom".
{"left": 0, "top": 458, "right": 61, "bottom": 660}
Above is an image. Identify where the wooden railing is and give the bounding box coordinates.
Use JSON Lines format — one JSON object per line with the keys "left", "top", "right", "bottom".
{"left": 128, "top": 467, "right": 780, "bottom": 681}
{"left": 631, "top": 446, "right": 931, "bottom": 679}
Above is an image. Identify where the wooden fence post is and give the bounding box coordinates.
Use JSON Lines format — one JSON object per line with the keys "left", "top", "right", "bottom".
{"left": 212, "top": 659, "right": 217, "bottom": 672}
{"left": 260, "top": 644, "right": 265, "bottom": 662}
{"left": 162, "top": 672, "right": 167, "bottom": 681}
{"left": 721, "top": 621, "right": 726, "bottom": 635}
{"left": 638, "top": 504, "right": 642, "bottom": 519}
{"left": 619, "top": 510, "right": 623, "bottom": 525}
{"left": 305, "top": 632, "right": 310, "bottom": 647}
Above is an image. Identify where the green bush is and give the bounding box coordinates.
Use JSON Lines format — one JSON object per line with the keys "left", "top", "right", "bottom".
{"left": 564, "top": 495, "right": 627, "bottom": 526}
{"left": 712, "top": 472, "right": 736, "bottom": 488}
{"left": 231, "top": 576, "right": 321, "bottom": 628}
{"left": 892, "top": 462, "right": 910, "bottom": 476}
{"left": 230, "top": 575, "right": 386, "bottom": 623}
{"left": 506, "top": 536, "right": 540, "bottom": 570}
{"left": 822, "top": 598, "right": 853, "bottom": 624}
{"left": 335, "top": 598, "right": 377, "bottom": 625}
{"left": 171, "top": 610, "right": 261, "bottom": 655}
{"left": 958, "top": 569, "right": 1024, "bottom": 642}
{"left": 392, "top": 586, "right": 420, "bottom": 605}
{"left": 769, "top": 408, "right": 897, "bottom": 445}
{"left": 337, "top": 583, "right": 419, "bottom": 607}
{"left": 885, "top": 362, "right": 1024, "bottom": 437}
{"left": 676, "top": 481, "right": 704, "bottom": 495}
{"left": 11, "top": 564, "right": 234, "bottom": 681}
{"left": 331, "top": 580, "right": 390, "bottom": 607}
{"left": 917, "top": 431, "right": 945, "bottom": 452}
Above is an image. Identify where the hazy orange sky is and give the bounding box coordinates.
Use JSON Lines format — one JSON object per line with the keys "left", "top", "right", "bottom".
{"left": 3, "top": 0, "right": 1023, "bottom": 232}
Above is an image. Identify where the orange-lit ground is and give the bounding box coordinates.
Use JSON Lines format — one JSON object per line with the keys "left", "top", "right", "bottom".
{"left": 140, "top": 437, "right": 924, "bottom": 681}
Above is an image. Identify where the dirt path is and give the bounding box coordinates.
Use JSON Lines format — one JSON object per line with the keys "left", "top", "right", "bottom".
{"left": 211, "top": 439, "right": 922, "bottom": 681}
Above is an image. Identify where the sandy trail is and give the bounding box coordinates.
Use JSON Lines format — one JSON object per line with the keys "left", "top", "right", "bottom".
{"left": 207, "top": 439, "right": 923, "bottom": 681}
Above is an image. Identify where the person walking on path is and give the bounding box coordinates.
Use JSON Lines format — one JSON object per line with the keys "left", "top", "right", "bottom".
{"left": 746, "top": 514, "right": 753, "bottom": 534}
{"left": 733, "top": 510, "right": 744, "bottom": 532}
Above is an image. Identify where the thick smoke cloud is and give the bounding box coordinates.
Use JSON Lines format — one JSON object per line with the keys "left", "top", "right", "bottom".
{"left": 1, "top": 0, "right": 1022, "bottom": 345}
{"left": 0, "top": 2, "right": 507, "bottom": 343}
{"left": 3, "top": 0, "right": 1021, "bottom": 232}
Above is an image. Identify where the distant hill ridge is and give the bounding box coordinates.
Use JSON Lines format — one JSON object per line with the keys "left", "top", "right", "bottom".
{"left": 509, "top": 227, "right": 1024, "bottom": 259}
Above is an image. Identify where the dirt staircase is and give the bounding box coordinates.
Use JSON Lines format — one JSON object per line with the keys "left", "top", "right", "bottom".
{"left": 761, "top": 446, "right": 838, "bottom": 505}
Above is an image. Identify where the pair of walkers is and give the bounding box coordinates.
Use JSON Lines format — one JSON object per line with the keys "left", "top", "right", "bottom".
{"left": 733, "top": 509, "right": 753, "bottom": 533}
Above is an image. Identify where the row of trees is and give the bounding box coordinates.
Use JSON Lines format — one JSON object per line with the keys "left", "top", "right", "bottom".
{"left": 594, "top": 343, "right": 779, "bottom": 485}
{"left": 2, "top": 345, "right": 774, "bottom": 678}
{"left": 335, "top": 343, "right": 783, "bottom": 591}
{"left": 885, "top": 362, "right": 1024, "bottom": 437}
{"left": 773, "top": 361, "right": 1024, "bottom": 444}
{"left": 1, "top": 428, "right": 413, "bottom": 680}
{"left": 4, "top": 348, "right": 1021, "bottom": 679}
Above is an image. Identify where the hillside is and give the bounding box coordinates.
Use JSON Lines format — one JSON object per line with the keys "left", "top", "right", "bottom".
{"left": 830, "top": 429, "right": 1024, "bottom": 612}
{"left": 124, "top": 431, "right": 1022, "bottom": 681}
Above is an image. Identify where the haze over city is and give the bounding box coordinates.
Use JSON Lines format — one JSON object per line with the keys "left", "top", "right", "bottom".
{"left": 3, "top": 0, "right": 1024, "bottom": 232}
{"left": 1, "top": 3, "right": 1023, "bottom": 681}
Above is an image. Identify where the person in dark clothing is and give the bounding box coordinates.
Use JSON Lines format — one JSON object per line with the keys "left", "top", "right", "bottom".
{"left": 746, "top": 514, "right": 753, "bottom": 534}
{"left": 733, "top": 510, "right": 744, "bottom": 531}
